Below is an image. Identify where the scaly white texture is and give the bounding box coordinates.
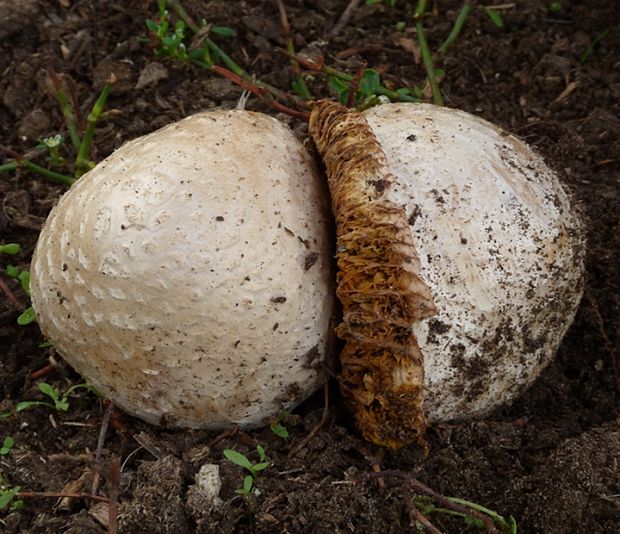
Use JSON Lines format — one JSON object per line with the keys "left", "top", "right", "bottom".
{"left": 31, "top": 110, "right": 335, "bottom": 428}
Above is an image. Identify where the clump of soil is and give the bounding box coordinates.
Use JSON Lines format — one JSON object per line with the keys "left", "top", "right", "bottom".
{"left": 0, "top": 1, "right": 618, "bottom": 533}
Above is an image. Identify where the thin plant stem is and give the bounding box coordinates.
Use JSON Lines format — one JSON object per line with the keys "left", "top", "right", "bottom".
{"left": 414, "top": 0, "right": 427, "bottom": 19}
{"left": 167, "top": 0, "right": 199, "bottom": 32}
{"left": 439, "top": 3, "right": 472, "bottom": 55}
{"left": 0, "top": 277, "right": 24, "bottom": 311}
{"left": 370, "top": 470, "right": 501, "bottom": 533}
{"left": 203, "top": 36, "right": 244, "bottom": 76}
{"left": 23, "top": 161, "right": 76, "bottom": 185}
{"left": 204, "top": 40, "right": 302, "bottom": 106}
{"left": 211, "top": 65, "right": 309, "bottom": 120}
{"left": 413, "top": 0, "right": 444, "bottom": 106}
{"left": 161, "top": 0, "right": 302, "bottom": 106}
{"left": 54, "top": 86, "right": 82, "bottom": 151}
{"left": 165, "top": 0, "right": 244, "bottom": 77}
{"left": 0, "top": 161, "right": 18, "bottom": 173}
{"left": 1, "top": 158, "right": 75, "bottom": 185}
{"left": 416, "top": 21, "right": 444, "bottom": 106}
{"left": 275, "top": 0, "right": 312, "bottom": 99}
{"left": 330, "top": 0, "right": 362, "bottom": 38}
{"left": 75, "top": 84, "right": 111, "bottom": 177}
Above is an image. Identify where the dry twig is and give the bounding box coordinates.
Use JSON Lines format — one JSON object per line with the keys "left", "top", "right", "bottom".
{"left": 108, "top": 456, "right": 120, "bottom": 534}
{"left": 92, "top": 400, "right": 115, "bottom": 495}
{"left": 330, "top": 0, "right": 362, "bottom": 38}
{"left": 17, "top": 491, "right": 109, "bottom": 503}
{"left": 288, "top": 381, "right": 330, "bottom": 458}
{"left": 347, "top": 61, "right": 367, "bottom": 108}
{"left": 0, "top": 278, "right": 24, "bottom": 311}
{"left": 368, "top": 470, "right": 500, "bottom": 533}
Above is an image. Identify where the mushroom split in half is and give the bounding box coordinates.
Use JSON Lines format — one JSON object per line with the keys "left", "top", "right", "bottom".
{"left": 31, "top": 102, "right": 585, "bottom": 448}
{"left": 309, "top": 101, "right": 585, "bottom": 448}
{"left": 30, "top": 110, "right": 335, "bottom": 429}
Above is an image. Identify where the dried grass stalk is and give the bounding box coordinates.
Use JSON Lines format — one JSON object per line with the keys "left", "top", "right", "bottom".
{"left": 309, "top": 100, "right": 437, "bottom": 449}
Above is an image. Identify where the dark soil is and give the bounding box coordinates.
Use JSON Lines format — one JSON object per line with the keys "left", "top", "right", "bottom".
{"left": 1, "top": 1, "right": 618, "bottom": 533}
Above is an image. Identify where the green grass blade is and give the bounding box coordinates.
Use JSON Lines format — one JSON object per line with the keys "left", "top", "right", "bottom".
{"left": 580, "top": 29, "right": 609, "bottom": 64}
{"left": 75, "top": 83, "right": 111, "bottom": 178}
{"left": 439, "top": 3, "right": 472, "bottom": 55}
{"left": 416, "top": 20, "right": 444, "bottom": 106}
{"left": 481, "top": 7, "right": 504, "bottom": 28}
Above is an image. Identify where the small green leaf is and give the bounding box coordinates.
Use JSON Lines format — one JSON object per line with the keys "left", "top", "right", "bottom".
{"left": 0, "top": 492, "right": 13, "bottom": 509}
{"left": 253, "top": 461, "right": 270, "bottom": 472}
{"left": 56, "top": 398, "right": 70, "bottom": 411}
{"left": 38, "top": 382, "right": 57, "bottom": 399}
{"left": 463, "top": 515, "right": 485, "bottom": 528}
{"left": 235, "top": 475, "right": 253, "bottom": 494}
{"left": 5, "top": 265, "right": 19, "bottom": 278}
{"left": 162, "top": 36, "right": 178, "bottom": 47}
{"left": 211, "top": 26, "right": 236, "bottom": 37}
{"left": 17, "top": 307, "right": 36, "bottom": 326}
{"left": 482, "top": 7, "right": 504, "bottom": 28}
{"left": 328, "top": 76, "right": 350, "bottom": 104}
{"left": 359, "top": 69, "right": 381, "bottom": 96}
{"left": 157, "top": 20, "right": 169, "bottom": 36}
{"left": 223, "top": 449, "right": 254, "bottom": 472}
{"left": 549, "top": 2, "right": 562, "bottom": 12}
{"left": 0, "top": 437, "right": 13, "bottom": 454}
{"left": 65, "top": 383, "right": 101, "bottom": 398}
{"left": 256, "top": 444, "right": 266, "bottom": 462}
{"left": 291, "top": 78, "right": 308, "bottom": 98}
{"left": 0, "top": 243, "right": 20, "bottom": 255}
{"left": 17, "top": 270, "right": 30, "bottom": 294}
{"left": 15, "top": 400, "right": 49, "bottom": 412}
{"left": 270, "top": 421, "right": 289, "bottom": 439}
{"left": 146, "top": 18, "right": 159, "bottom": 32}
{"left": 328, "top": 76, "right": 347, "bottom": 92}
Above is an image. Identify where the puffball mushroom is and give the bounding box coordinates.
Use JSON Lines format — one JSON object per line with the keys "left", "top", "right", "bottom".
{"left": 308, "top": 101, "right": 584, "bottom": 448}
{"left": 363, "top": 103, "right": 585, "bottom": 424}
{"left": 30, "top": 110, "right": 335, "bottom": 428}
{"left": 30, "top": 100, "right": 585, "bottom": 448}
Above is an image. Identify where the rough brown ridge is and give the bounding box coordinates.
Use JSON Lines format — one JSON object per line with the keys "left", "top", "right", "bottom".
{"left": 308, "top": 100, "right": 437, "bottom": 449}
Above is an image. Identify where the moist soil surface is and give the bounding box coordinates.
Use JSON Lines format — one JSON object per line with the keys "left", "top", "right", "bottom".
{"left": 1, "top": 1, "right": 618, "bottom": 533}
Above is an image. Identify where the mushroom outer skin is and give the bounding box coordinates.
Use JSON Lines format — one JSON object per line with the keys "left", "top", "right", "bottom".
{"left": 364, "top": 103, "right": 586, "bottom": 422}
{"left": 30, "top": 110, "right": 335, "bottom": 429}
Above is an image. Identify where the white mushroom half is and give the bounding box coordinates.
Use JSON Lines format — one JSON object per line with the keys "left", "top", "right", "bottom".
{"left": 30, "top": 110, "right": 335, "bottom": 428}
{"left": 364, "top": 103, "right": 585, "bottom": 422}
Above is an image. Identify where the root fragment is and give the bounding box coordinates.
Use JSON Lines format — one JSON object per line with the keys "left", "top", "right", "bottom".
{"left": 308, "top": 100, "right": 436, "bottom": 449}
